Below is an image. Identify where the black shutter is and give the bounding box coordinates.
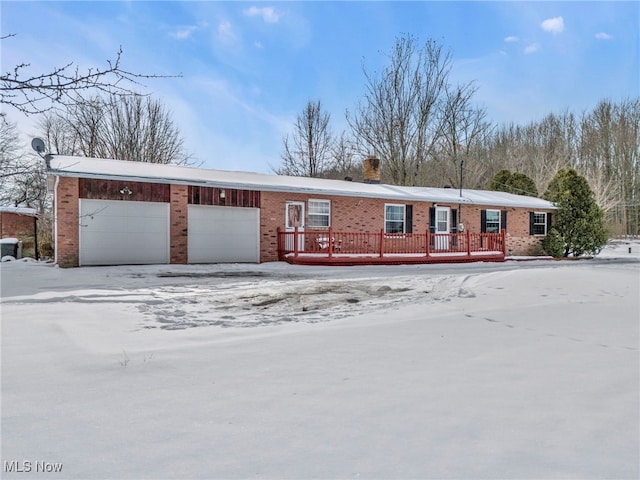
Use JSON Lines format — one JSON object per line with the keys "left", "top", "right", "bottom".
{"left": 529, "top": 212, "right": 535, "bottom": 235}
{"left": 429, "top": 207, "right": 436, "bottom": 233}
{"left": 451, "top": 209, "right": 458, "bottom": 233}
{"left": 405, "top": 205, "right": 413, "bottom": 233}
{"left": 480, "top": 210, "right": 487, "bottom": 233}
{"left": 501, "top": 210, "right": 508, "bottom": 232}
{"left": 547, "top": 212, "right": 553, "bottom": 232}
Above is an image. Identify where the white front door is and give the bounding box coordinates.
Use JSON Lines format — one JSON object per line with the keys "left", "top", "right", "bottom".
{"left": 285, "top": 201, "right": 305, "bottom": 251}
{"left": 435, "top": 206, "right": 450, "bottom": 250}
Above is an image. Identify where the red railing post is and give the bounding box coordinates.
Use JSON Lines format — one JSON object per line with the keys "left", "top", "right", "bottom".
{"left": 466, "top": 230, "right": 471, "bottom": 257}
{"left": 328, "top": 227, "right": 333, "bottom": 259}
{"left": 293, "top": 226, "right": 299, "bottom": 257}
{"left": 379, "top": 229, "right": 384, "bottom": 258}
{"left": 425, "top": 230, "right": 430, "bottom": 257}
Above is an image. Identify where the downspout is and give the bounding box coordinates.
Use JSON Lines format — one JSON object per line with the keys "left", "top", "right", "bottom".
{"left": 53, "top": 175, "right": 59, "bottom": 265}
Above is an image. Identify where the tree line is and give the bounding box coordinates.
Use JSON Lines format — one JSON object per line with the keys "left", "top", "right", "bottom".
{"left": 278, "top": 35, "right": 639, "bottom": 236}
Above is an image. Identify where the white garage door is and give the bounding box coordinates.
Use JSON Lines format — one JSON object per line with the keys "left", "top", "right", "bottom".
{"left": 79, "top": 199, "right": 170, "bottom": 266}
{"left": 188, "top": 205, "right": 259, "bottom": 263}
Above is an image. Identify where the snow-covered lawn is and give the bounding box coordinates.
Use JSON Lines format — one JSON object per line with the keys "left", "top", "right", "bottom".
{"left": 1, "top": 243, "right": 639, "bottom": 479}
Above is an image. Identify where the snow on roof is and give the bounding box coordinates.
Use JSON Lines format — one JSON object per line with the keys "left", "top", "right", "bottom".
{"left": 0, "top": 206, "right": 38, "bottom": 216}
{"left": 47, "top": 155, "right": 556, "bottom": 210}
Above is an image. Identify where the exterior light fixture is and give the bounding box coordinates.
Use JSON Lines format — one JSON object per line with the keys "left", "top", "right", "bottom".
{"left": 119, "top": 186, "right": 133, "bottom": 196}
{"left": 219, "top": 189, "right": 226, "bottom": 199}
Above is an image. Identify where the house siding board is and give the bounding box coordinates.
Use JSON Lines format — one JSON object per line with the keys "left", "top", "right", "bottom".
{"left": 188, "top": 186, "right": 260, "bottom": 208}
{"left": 79, "top": 178, "right": 170, "bottom": 203}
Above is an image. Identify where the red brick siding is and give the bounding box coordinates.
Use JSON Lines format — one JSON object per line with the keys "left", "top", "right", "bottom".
{"left": 260, "top": 193, "right": 553, "bottom": 261}
{"left": 170, "top": 184, "right": 188, "bottom": 264}
{"left": 0, "top": 212, "right": 37, "bottom": 257}
{"left": 56, "top": 176, "right": 80, "bottom": 267}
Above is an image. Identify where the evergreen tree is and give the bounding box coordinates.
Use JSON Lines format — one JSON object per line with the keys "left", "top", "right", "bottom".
{"left": 488, "top": 169, "right": 538, "bottom": 197}
{"left": 543, "top": 169, "right": 608, "bottom": 257}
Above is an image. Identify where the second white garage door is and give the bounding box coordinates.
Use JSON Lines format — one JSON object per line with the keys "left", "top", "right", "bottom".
{"left": 188, "top": 205, "right": 260, "bottom": 263}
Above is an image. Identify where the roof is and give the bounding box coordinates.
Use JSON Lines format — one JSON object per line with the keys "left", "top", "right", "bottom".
{"left": 46, "top": 155, "right": 556, "bottom": 210}
{"left": 0, "top": 206, "right": 38, "bottom": 216}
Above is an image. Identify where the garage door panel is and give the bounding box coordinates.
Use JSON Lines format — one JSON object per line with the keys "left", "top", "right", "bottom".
{"left": 80, "top": 199, "right": 169, "bottom": 266}
{"left": 188, "top": 205, "right": 259, "bottom": 263}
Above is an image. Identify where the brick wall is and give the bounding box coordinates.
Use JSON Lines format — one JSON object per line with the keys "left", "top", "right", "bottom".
{"left": 170, "top": 184, "right": 188, "bottom": 264}
{"left": 260, "top": 193, "right": 553, "bottom": 261}
{"left": 55, "top": 176, "right": 80, "bottom": 267}
{"left": 0, "top": 212, "right": 37, "bottom": 258}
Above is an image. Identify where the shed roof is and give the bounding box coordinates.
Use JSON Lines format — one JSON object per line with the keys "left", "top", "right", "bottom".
{"left": 47, "top": 155, "right": 555, "bottom": 210}
{"left": 0, "top": 206, "right": 38, "bottom": 216}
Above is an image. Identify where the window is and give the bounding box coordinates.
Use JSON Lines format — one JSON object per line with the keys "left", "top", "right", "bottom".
{"left": 485, "top": 210, "right": 501, "bottom": 233}
{"left": 385, "top": 204, "right": 405, "bottom": 233}
{"left": 308, "top": 199, "right": 330, "bottom": 228}
{"left": 532, "top": 212, "right": 547, "bottom": 235}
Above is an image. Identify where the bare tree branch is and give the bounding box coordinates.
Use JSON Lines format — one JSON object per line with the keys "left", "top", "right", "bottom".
{"left": 1, "top": 35, "right": 181, "bottom": 115}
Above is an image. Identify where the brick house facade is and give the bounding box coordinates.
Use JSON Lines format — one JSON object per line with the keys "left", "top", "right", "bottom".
{"left": 47, "top": 155, "right": 555, "bottom": 267}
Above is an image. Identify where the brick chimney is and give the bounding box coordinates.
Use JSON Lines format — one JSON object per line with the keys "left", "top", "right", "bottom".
{"left": 363, "top": 155, "right": 381, "bottom": 184}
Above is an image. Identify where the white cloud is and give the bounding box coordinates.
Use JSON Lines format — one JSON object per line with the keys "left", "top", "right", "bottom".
{"left": 217, "top": 20, "right": 236, "bottom": 44}
{"left": 254, "top": 41, "right": 264, "bottom": 49}
{"left": 170, "top": 25, "right": 197, "bottom": 40}
{"left": 504, "top": 36, "right": 519, "bottom": 43}
{"left": 169, "top": 22, "right": 208, "bottom": 41}
{"left": 243, "top": 6, "right": 281, "bottom": 24}
{"left": 525, "top": 43, "right": 540, "bottom": 54}
{"left": 541, "top": 16, "right": 564, "bottom": 34}
{"left": 595, "top": 32, "right": 613, "bottom": 40}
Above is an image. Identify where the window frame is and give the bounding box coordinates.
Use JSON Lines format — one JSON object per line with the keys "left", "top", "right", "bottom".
{"left": 484, "top": 209, "right": 501, "bottom": 234}
{"left": 532, "top": 212, "right": 548, "bottom": 236}
{"left": 385, "top": 203, "right": 406, "bottom": 234}
{"left": 307, "top": 199, "right": 331, "bottom": 229}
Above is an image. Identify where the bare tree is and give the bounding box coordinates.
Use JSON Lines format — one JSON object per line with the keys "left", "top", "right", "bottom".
{"left": 347, "top": 35, "right": 456, "bottom": 185}
{"left": 40, "top": 94, "right": 191, "bottom": 165}
{"left": 429, "top": 82, "right": 493, "bottom": 189}
{"left": 1, "top": 34, "right": 178, "bottom": 116}
{"left": 277, "top": 100, "right": 333, "bottom": 177}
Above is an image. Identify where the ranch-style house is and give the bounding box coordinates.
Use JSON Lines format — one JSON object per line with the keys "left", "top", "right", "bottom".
{"left": 45, "top": 155, "right": 556, "bottom": 267}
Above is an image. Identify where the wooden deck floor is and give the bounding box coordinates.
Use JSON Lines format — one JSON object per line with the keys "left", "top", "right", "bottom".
{"left": 282, "top": 251, "right": 505, "bottom": 266}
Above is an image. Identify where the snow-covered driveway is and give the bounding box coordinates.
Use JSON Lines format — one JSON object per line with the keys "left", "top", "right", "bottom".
{"left": 1, "top": 251, "right": 639, "bottom": 479}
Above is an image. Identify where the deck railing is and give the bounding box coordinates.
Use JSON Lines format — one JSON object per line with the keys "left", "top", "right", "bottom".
{"left": 277, "top": 228, "right": 506, "bottom": 261}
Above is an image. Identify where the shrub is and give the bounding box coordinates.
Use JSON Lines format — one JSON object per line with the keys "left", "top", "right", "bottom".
{"left": 542, "top": 228, "right": 564, "bottom": 258}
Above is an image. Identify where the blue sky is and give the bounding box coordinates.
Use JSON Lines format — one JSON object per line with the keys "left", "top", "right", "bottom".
{"left": 2, "top": 1, "right": 638, "bottom": 173}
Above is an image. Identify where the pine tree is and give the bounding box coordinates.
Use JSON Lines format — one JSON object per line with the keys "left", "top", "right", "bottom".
{"left": 543, "top": 169, "right": 608, "bottom": 257}
{"left": 488, "top": 169, "right": 538, "bottom": 197}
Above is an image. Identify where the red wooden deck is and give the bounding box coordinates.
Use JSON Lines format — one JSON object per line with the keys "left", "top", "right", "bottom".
{"left": 277, "top": 229, "right": 506, "bottom": 266}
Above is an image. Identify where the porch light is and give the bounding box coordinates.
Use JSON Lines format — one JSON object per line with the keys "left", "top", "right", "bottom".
{"left": 119, "top": 186, "right": 133, "bottom": 196}
{"left": 219, "top": 189, "right": 226, "bottom": 199}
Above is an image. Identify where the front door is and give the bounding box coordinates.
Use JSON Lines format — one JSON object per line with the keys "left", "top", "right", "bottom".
{"left": 285, "top": 201, "right": 305, "bottom": 251}
{"left": 435, "top": 206, "right": 450, "bottom": 250}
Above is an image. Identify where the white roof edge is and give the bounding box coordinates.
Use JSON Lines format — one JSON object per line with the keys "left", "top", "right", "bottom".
{"left": 0, "top": 206, "right": 38, "bottom": 216}
{"left": 47, "top": 155, "right": 556, "bottom": 210}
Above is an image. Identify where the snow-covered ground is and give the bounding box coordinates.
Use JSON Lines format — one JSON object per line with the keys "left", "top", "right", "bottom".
{"left": 1, "top": 242, "right": 639, "bottom": 479}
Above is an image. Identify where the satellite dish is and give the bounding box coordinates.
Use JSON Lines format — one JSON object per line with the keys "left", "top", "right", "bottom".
{"left": 31, "top": 137, "right": 46, "bottom": 155}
